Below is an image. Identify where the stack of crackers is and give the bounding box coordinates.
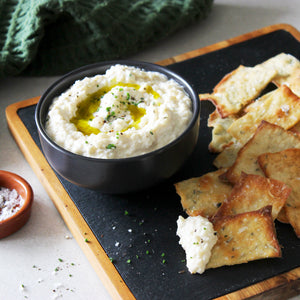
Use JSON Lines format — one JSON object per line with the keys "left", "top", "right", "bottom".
{"left": 175, "top": 53, "right": 300, "bottom": 270}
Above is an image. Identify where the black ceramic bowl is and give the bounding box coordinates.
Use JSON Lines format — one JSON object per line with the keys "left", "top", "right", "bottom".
{"left": 35, "top": 60, "right": 200, "bottom": 194}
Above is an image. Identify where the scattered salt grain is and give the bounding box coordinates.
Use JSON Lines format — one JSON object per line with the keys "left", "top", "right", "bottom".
{"left": 281, "top": 104, "right": 290, "bottom": 114}
{"left": 0, "top": 187, "right": 24, "bottom": 221}
{"left": 54, "top": 282, "right": 64, "bottom": 289}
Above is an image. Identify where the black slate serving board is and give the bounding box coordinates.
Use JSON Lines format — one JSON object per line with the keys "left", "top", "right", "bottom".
{"left": 10, "top": 26, "right": 300, "bottom": 299}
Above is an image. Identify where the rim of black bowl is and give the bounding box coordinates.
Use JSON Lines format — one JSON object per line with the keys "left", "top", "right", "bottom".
{"left": 35, "top": 60, "right": 200, "bottom": 162}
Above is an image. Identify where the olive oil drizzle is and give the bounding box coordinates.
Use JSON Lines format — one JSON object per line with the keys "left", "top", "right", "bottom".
{"left": 70, "top": 82, "right": 159, "bottom": 136}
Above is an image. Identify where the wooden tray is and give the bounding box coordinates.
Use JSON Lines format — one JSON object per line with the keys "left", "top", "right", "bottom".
{"left": 6, "top": 24, "right": 300, "bottom": 300}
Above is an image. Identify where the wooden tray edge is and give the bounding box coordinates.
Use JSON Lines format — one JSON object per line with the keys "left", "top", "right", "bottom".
{"left": 216, "top": 267, "right": 300, "bottom": 300}
{"left": 5, "top": 23, "right": 300, "bottom": 300}
{"left": 158, "top": 23, "right": 300, "bottom": 66}
{"left": 5, "top": 97, "right": 135, "bottom": 300}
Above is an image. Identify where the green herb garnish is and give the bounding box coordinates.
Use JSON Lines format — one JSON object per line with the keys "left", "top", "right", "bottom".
{"left": 106, "top": 144, "right": 116, "bottom": 149}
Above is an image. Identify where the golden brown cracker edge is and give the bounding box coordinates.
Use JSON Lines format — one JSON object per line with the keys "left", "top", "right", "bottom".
{"left": 207, "top": 206, "right": 281, "bottom": 269}
{"left": 174, "top": 168, "right": 232, "bottom": 218}
{"left": 213, "top": 173, "right": 290, "bottom": 221}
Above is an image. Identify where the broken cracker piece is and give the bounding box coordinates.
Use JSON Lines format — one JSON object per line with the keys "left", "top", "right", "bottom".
{"left": 227, "top": 85, "right": 300, "bottom": 145}
{"left": 206, "top": 206, "right": 281, "bottom": 269}
{"left": 207, "top": 110, "right": 238, "bottom": 153}
{"left": 213, "top": 142, "right": 242, "bottom": 169}
{"left": 264, "top": 53, "right": 300, "bottom": 87}
{"left": 258, "top": 148, "right": 300, "bottom": 182}
{"left": 291, "top": 121, "right": 300, "bottom": 134}
{"left": 280, "top": 68, "right": 300, "bottom": 97}
{"left": 276, "top": 208, "right": 289, "bottom": 224}
{"left": 174, "top": 168, "right": 232, "bottom": 219}
{"left": 199, "top": 64, "right": 277, "bottom": 118}
{"left": 213, "top": 173, "right": 290, "bottom": 221}
{"left": 285, "top": 179, "right": 300, "bottom": 238}
{"left": 258, "top": 148, "right": 300, "bottom": 237}
{"left": 225, "top": 121, "right": 300, "bottom": 184}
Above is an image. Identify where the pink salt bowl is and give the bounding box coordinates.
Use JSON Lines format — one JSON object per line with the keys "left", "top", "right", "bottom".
{"left": 0, "top": 170, "right": 33, "bottom": 239}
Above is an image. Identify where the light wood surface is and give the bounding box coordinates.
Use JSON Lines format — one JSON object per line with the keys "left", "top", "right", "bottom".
{"left": 6, "top": 97, "right": 136, "bottom": 300}
{"left": 5, "top": 24, "right": 300, "bottom": 300}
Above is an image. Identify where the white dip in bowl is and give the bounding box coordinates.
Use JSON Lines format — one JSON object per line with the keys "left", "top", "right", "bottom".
{"left": 46, "top": 64, "right": 193, "bottom": 159}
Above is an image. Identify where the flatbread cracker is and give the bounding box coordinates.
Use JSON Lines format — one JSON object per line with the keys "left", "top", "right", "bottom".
{"left": 285, "top": 179, "right": 300, "bottom": 238}
{"left": 225, "top": 121, "right": 300, "bottom": 184}
{"left": 265, "top": 53, "right": 300, "bottom": 87}
{"left": 213, "top": 173, "right": 290, "bottom": 221}
{"left": 291, "top": 121, "right": 300, "bottom": 134}
{"left": 243, "top": 90, "right": 273, "bottom": 114}
{"left": 199, "top": 64, "right": 277, "bottom": 118}
{"left": 258, "top": 148, "right": 300, "bottom": 236}
{"left": 227, "top": 85, "right": 300, "bottom": 145}
{"left": 207, "top": 109, "right": 223, "bottom": 127}
{"left": 207, "top": 110, "right": 237, "bottom": 152}
{"left": 258, "top": 148, "right": 300, "bottom": 182}
{"left": 206, "top": 206, "right": 281, "bottom": 269}
{"left": 201, "top": 53, "right": 300, "bottom": 118}
{"left": 174, "top": 168, "right": 232, "bottom": 218}
{"left": 213, "top": 142, "right": 241, "bottom": 169}
{"left": 277, "top": 208, "right": 289, "bottom": 224}
{"left": 279, "top": 68, "right": 300, "bottom": 97}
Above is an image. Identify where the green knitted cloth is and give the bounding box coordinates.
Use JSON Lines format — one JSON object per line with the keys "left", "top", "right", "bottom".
{"left": 0, "top": 0, "right": 213, "bottom": 77}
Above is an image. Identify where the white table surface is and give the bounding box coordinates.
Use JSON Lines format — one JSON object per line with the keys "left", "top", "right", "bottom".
{"left": 1, "top": 1, "right": 300, "bottom": 299}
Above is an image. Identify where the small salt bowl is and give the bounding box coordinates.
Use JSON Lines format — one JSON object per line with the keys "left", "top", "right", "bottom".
{"left": 0, "top": 170, "right": 33, "bottom": 239}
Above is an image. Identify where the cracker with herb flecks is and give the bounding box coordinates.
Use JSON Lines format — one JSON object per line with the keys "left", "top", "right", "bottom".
{"left": 213, "top": 142, "right": 242, "bottom": 169}
{"left": 206, "top": 206, "right": 281, "bottom": 269}
{"left": 265, "top": 53, "right": 300, "bottom": 87}
{"left": 225, "top": 121, "right": 300, "bottom": 184}
{"left": 207, "top": 110, "right": 238, "bottom": 153}
{"left": 284, "top": 179, "right": 300, "bottom": 238}
{"left": 199, "top": 65, "right": 277, "bottom": 118}
{"left": 227, "top": 85, "right": 300, "bottom": 145}
{"left": 258, "top": 148, "right": 300, "bottom": 237}
{"left": 258, "top": 148, "right": 300, "bottom": 182}
{"left": 213, "top": 173, "right": 290, "bottom": 221}
{"left": 276, "top": 208, "right": 289, "bottom": 224}
{"left": 174, "top": 168, "right": 232, "bottom": 219}
{"left": 280, "top": 67, "right": 300, "bottom": 97}
{"left": 291, "top": 121, "right": 300, "bottom": 134}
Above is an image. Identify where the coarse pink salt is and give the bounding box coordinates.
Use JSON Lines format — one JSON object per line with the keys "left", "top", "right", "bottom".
{"left": 0, "top": 187, "right": 24, "bottom": 222}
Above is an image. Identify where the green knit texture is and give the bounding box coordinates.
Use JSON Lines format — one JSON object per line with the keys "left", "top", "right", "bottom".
{"left": 0, "top": 0, "right": 213, "bottom": 77}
